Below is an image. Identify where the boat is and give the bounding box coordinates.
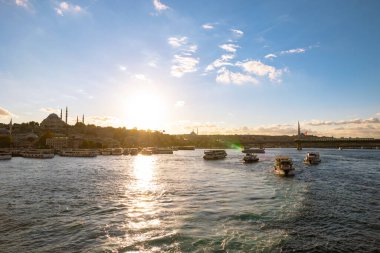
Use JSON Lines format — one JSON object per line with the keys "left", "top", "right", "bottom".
{"left": 303, "top": 152, "right": 321, "bottom": 165}
{"left": 0, "top": 151, "right": 12, "bottom": 160}
{"left": 140, "top": 148, "right": 153, "bottom": 155}
{"left": 274, "top": 156, "right": 295, "bottom": 176}
{"left": 242, "top": 147, "right": 265, "bottom": 154}
{"left": 243, "top": 153, "right": 259, "bottom": 163}
{"left": 101, "top": 148, "right": 112, "bottom": 155}
{"left": 60, "top": 149, "right": 97, "bottom": 157}
{"left": 129, "top": 148, "right": 139, "bottom": 156}
{"left": 203, "top": 150, "right": 227, "bottom": 160}
{"left": 152, "top": 147, "right": 173, "bottom": 154}
{"left": 178, "top": 146, "right": 195, "bottom": 150}
{"left": 111, "top": 148, "right": 123, "bottom": 155}
{"left": 22, "top": 149, "right": 54, "bottom": 159}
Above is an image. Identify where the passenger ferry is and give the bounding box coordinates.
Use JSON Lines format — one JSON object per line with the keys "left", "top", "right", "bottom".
{"left": 274, "top": 156, "right": 295, "bottom": 176}
{"left": 203, "top": 150, "right": 227, "bottom": 160}
{"left": 22, "top": 149, "right": 54, "bottom": 159}
{"left": 0, "top": 151, "right": 12, "bottom": 160}
{"left": 140, "top": 148, "right": 153, "bottom": 155}
{"left": 242, "top": 147, "right": 265, "bottom": 154}
{"left": 152, "top": 147, "right": 173, "bottom": 154}
{"left": 129, "top": 148, "right": 139, "bottom": 156}
{"left": 304, "top": 152, "right": 321, "bottom": 165}
{"left": 243, "top": 153, "right": 259, "bottom": 163}
{"left": 60, "top": 149, "right": 97, "bottom": 157}
{"left": 111, "top": 148, "right": 123, "bottom": 155}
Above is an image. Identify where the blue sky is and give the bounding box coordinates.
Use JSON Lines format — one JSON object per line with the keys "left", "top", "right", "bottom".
{"left": 1, "top": 0, "right": 380, "bottom": 137}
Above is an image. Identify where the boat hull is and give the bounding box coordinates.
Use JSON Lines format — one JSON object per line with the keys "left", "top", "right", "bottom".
{"left": 0, "top": 154, "right": 12, "bottom": 160}
{"left": 274, "top": 168, "right": 295, "bottom": 176}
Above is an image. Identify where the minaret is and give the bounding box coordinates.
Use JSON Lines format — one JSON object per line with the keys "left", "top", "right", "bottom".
{"left": 82, "top": 114, "right": 84, "bottom": 124}
{"left": 76, "top": 116, "right": 78, "bottom": 124}
{"left": 65, "top": 106, "right": 68, "bottom": 124}
{"left": 298, "top": 121, "right": 301, "bottom": 137}
{"left": 9, "top": 118, "right": 12, "bottom": 135}
{"left": 60, "top": 109, "right": 62, "bottom": 119}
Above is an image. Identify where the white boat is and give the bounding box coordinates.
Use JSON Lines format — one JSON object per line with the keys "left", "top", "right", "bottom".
{"left": 0, "top": 151, "right": 12, "bottom": 160}
{"left": 111, "top": 148, "right": 123, "bottom": 155}
{"left": 203, "top": 150, "right": 227, "bottom": 160}
{"left": 22, "top": 150, "right": 54, "bottom": 159}
{"left": 153, "top": 148, "right": 173, "bottom": 154}
{"left": 101, "top": 149, "right": 112, "bottom": 155}
{"left": 303, "top": 152, "right": 321, "bottom": 165}
{"left": 60, "top": 149, "right": 97, "bottom": 157}
{"left": 129, "top": 148, "right": 139, "bottom": 156}
{"left": 242, "top": 147, "right": 265, "bottom": 154}
{"left": 243, "top": 153, "right": 259, "bottom": 163}
{"left": 140, "top": 148, "right": 153, "bottom": 155}
{"left": 274, "top": 156, "right": 295, "bottom": 176}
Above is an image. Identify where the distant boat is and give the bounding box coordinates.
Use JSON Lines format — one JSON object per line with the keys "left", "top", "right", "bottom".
{"left": 0, "top": 151, "right": 12, "bottom": 160}
{"left": 140, "top": 148, "right": 153, "bottom": 155}
{"left": 60, "top": 149, "right": 97, "bottom": 157}
{"left": 22, "top": 149, "right": 54, "bottom": 159}
{"left": 274, "top": 156, "right": 295, "bottom": 176}
{"left": 242, "top": 147, "right": 265, "bottom": 154}
{"left": 203, "top": 150, "right": 227, "bottom": 160}
{"left": 303, "top": 152, "right": 321, "bottom": 165}
{"left": 153, "top": 148, "right": 173, "bottom": 154}
{"left": 243, "top": 153, "right": 259, "bottom": 163}
{"left": 129, "top": 148, "right": 139, "bottom": 156}
{"left": 178, "top": 146, "right": 195, "bottom": 150}
{"left": 111, "top": 148, "right": 123, "bottom": 155}
{"left": 338, "top": 147, "right": 343, "bottom": 150}
{"left": 101, "top": 148, "right": 112, "bottom": 155}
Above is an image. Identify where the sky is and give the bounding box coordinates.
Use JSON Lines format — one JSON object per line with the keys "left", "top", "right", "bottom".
{"left": 0, "top": 0, "right": 380, "bottom": 137}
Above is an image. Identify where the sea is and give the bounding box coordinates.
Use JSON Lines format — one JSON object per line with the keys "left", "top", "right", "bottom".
{"left": 0, "top": 149, "right": 379, "bottom": 252}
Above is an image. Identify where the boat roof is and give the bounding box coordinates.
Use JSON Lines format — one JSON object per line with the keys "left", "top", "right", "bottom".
{"left": 275, "top": 156, "right": 292, "bottom": 160}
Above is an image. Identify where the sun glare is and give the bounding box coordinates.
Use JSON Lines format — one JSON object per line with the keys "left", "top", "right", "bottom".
{"left": 125, "top": 92, "right": 168, "bottom": 130}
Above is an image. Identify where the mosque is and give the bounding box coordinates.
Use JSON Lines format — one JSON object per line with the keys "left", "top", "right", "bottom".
{"left": 40, "top": 106, "right": 85, "bottom": 132}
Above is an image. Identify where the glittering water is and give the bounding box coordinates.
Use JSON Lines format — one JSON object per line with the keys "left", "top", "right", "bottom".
{"left": 0, "top": 149, "right": 379, "bottom": 252}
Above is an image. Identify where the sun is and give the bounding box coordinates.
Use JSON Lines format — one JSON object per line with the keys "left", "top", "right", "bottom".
{"left": 124, "top": 91, "right": 168, "bottom": 130}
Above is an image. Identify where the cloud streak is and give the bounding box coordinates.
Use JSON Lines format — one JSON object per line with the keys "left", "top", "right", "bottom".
{"left": 216, "top": 67, "right": 258, "bottom": 85}
{"left": 171, "top": 55, "right": 199, "bottom": 77}
{"left": 236, "top": 60, "right": 284, "bottom": 82}
{"left": 219, "top": 43, "right": 239, "bottom": 53}
{"left": 153, "top": 0, "right": 169, "bottom": 12}
{"left": 0, "top": 106, "right": 12, "bottom": 117}
{"left": 307, "top": 118, "right": 380, "bottom": 126}
{"left": 55, "top": 1, "right": 82, "bottom": 16}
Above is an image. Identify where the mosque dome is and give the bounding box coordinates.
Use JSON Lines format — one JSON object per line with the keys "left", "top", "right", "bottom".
{"left": 40, "top": 113, "right": 66, "bottom": 130}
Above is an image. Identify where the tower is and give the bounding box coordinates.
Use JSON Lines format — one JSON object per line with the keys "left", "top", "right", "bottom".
{"left": 65, "top": 106, "right": 68, "bottom": 124}
{"left": 82, "top": 114, "right": 84, "bottom": 124}
{"left": 76, "top": 116, "right": 78, "bottom": 124}
{"left": 298, "top": 121, "right": 301, "bottom": 137}
{"left": 60, "top": 109, "right": 62, "bottom": 119}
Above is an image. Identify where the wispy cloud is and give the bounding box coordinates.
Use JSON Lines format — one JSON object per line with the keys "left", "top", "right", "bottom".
{"left": 231, "top": 29, "right": 244, "bottom": 37}
{"left": 153, "top": 0, "right": 169, "bottom": 12}
{"left": 15, "top": 0, "right": 29, "bottom": 8}
{"left": 216, "top": 67, "right": 258, "bottom": 85}
{"left": 168, "top": 36, "right": 199, "bottom": 77}
{"left": 168, "top": 36, "right": 188, "bottom": 48}
{"left": 87, "top": 116, "right": 121, "bottom": 127}
{"left": 219, "top": 43, "right": 239, "bottom": 53}
{"left": 205, "top": 54, "right": 235, "bottom": 72}
{"left": 307, "top": 117, "right": 380, "bottom": 126}
{"left": 133, "top": 74, "right": 151, "bottom": 82}
{"left": 118, "top": 65, "right": 127, "bottom": 71}
{"left": 55, "top": 1, "right": 83, "bottom": 16}
{"left": 171, "top": 55, "right": 199, "bottom": 77}
{"left": 281, "top": 48, "right": 306, "bottom": 55}
{"left": 236, "top": 60, "right": 284, "bottom": 82}
{"left": 264, "top": 53, "right": 277, "bottom": 59}
{"left": 0, "top": 106, "right": 12, "bottom": 117}
{"left": 202, "top": 23, "right": 214, "bottom": 30}
{"left": 175, "top": 101, "right": 185, "bottom": 107}
{"left": 39, "top": 107, "right": 60, "bottom": 114}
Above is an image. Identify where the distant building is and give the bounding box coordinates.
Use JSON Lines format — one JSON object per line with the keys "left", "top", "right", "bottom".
{"left": 40, "top": 113, "right": 66, "bottom": 132}
{"left": 46, "top": 137, "right": 68, "bottom": 150}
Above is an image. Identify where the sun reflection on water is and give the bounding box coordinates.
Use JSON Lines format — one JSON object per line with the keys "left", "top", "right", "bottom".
{"left": 133, "top": 155, "right": 156, "bottom": 192}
